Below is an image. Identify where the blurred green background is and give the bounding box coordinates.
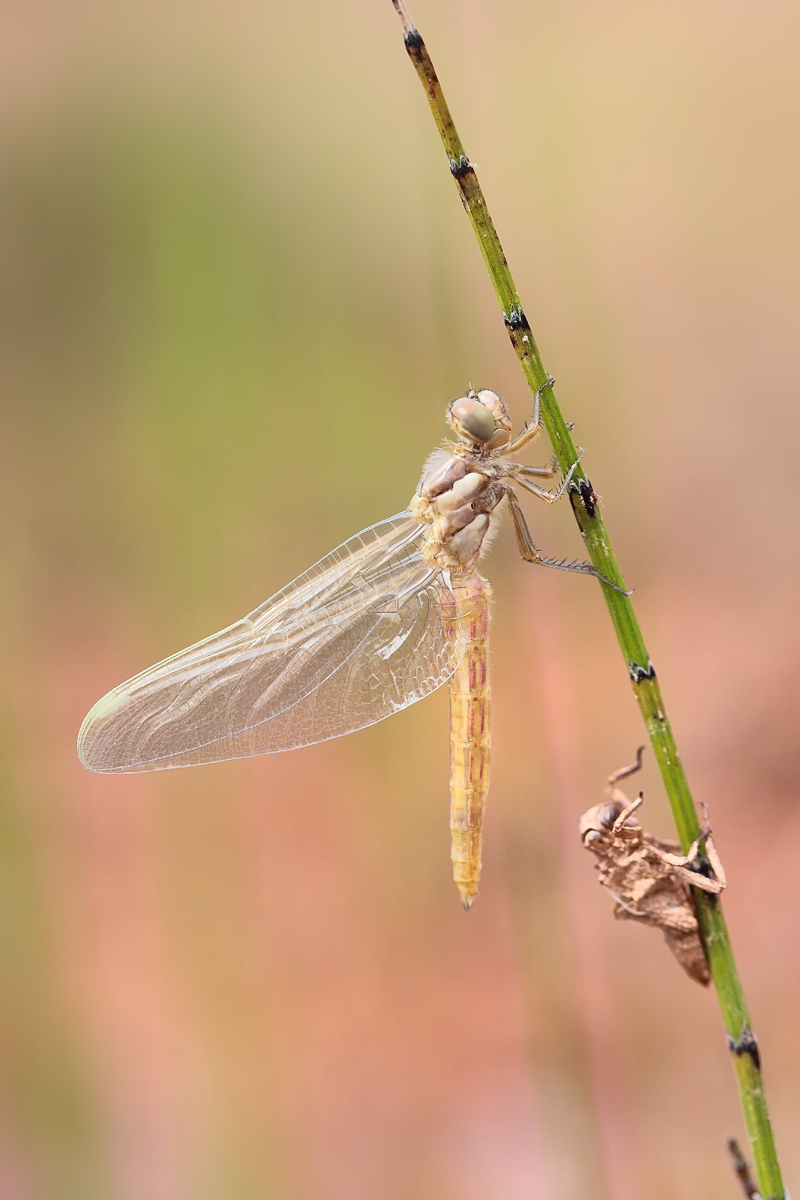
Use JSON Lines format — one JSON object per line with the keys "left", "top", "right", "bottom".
{"left": 0, "top": 0, "right": 798, "bottom": 1196}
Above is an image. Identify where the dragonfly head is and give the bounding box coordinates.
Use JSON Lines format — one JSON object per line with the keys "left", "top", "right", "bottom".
{"left": 448, "top": 389, "right": 512, "bottom": 451}
{"left": 580, "top": 799, "right": 641, "bottom": 852}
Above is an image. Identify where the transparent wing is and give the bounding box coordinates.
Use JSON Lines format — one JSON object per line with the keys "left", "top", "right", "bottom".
{"left": 79, "top": 512, "right": 464, "bottom": 773}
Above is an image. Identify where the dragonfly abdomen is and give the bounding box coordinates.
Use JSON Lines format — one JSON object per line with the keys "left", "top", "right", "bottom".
{"left": 449, "top": 574, "right": 491, "bottom": 910}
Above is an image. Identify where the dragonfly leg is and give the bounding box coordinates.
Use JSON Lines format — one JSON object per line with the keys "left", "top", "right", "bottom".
{"left": 506, "top": 486, "right": 631, "bottom": 594}
{"left": 506, "top": 485, "right": 598, "bottom": 578}
{"left": 502, "top": 375, "right": 554, "bottom": 455}
{"left": 611, "top": 793, "right": 644, "bottom": 832}
{"left": 656, "top": 824, "right": 727, "bottom": 894}
{"left": 604, "top": 746, "right": 645, "bottom": 802}
{"left": 509, "top": 449, "right": 584, "bottom": 504}
{"left": 700, "top": 805, "right": 728, "bottom": 890}
{"left": 514, "top": 456, "right": 559, "bottom": 480}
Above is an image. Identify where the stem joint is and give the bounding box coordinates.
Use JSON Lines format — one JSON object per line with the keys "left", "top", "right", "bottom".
{"left": 449, "top": 154, "right": 472, "bottom": 179}
{"left": 569, "top": 477, "right": 598, "bottom": 521}
{"left": 503, "top": 305, "right": 531, "bottom": 332}
{"left": 728, "top": 1024, "right": 762, "bottom": 1071}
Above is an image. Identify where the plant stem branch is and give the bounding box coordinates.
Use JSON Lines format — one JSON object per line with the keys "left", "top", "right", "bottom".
{"left": 389, "top": 3, "right": 784, "bottom": 1195}
{"left": 729, "top": 1136, "right": 763, "bottom": 1199}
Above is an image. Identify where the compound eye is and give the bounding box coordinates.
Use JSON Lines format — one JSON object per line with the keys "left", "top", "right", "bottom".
{"left": 597, "top": 802, "right": 623, "bottom": 830}
{"left": 449, "top": 396, "right": 496, "bottom": 443}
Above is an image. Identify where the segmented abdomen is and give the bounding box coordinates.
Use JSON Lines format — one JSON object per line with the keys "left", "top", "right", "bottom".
{"left": 449, "top": 574, "right": 491, "bottom": 909}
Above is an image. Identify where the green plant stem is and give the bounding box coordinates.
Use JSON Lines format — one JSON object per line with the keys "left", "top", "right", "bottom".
{"left": 389, "top": 2, "right": 784, "bottom": 1195}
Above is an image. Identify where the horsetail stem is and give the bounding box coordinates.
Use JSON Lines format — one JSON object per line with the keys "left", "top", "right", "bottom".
{"left": 389, "top": 2, "right": 784, "bottom": 1194}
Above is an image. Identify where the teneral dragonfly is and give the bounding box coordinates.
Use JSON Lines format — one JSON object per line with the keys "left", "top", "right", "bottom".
{"left": 79, "top": 383, "right": 605, "bottom": 908}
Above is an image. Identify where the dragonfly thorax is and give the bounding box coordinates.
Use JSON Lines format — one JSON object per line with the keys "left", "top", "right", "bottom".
{"left": 410, "top": 450, "right": 504, "bottom": 574}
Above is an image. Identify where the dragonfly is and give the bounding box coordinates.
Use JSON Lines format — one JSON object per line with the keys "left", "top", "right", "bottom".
{"left": 79, "top": 381, "right": 613, "bottom": 909}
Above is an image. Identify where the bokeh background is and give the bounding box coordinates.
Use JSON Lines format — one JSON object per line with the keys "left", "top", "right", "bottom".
{"left": 0, "top": 0, "right": 798, "bottom": 1197}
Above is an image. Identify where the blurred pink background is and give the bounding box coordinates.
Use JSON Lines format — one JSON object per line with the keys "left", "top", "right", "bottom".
{"left": 0, "top": 0, "right": 798, "bottom": 1196}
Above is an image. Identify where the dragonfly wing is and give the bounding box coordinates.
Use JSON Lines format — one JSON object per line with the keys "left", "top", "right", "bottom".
{"left": 79, "top": 513, "right": 464, "bottom": 773}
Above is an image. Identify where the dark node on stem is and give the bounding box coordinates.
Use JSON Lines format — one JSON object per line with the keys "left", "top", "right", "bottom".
{"left": 403, "top": 28, "right": 423, "bottom": 48}
{"left": 449, "top": 154, "right": 472, "bottom": 179}
{"left": 728, "top": 1024, "right": 762, "bottom": 1072}
{"left": 685, "top": 854, "right": 722, "bottom": 904}
{"left": 503, "top": 305, "right": 531, "bottom": 332}
{"left": 692, "top": 853, "right": 718, "bottom": 882}
{"left": 629, "top": 660, "right": 656, "bottom": 683}
{"left": 569, "top": 477, "right": 598, "bottom": 520}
